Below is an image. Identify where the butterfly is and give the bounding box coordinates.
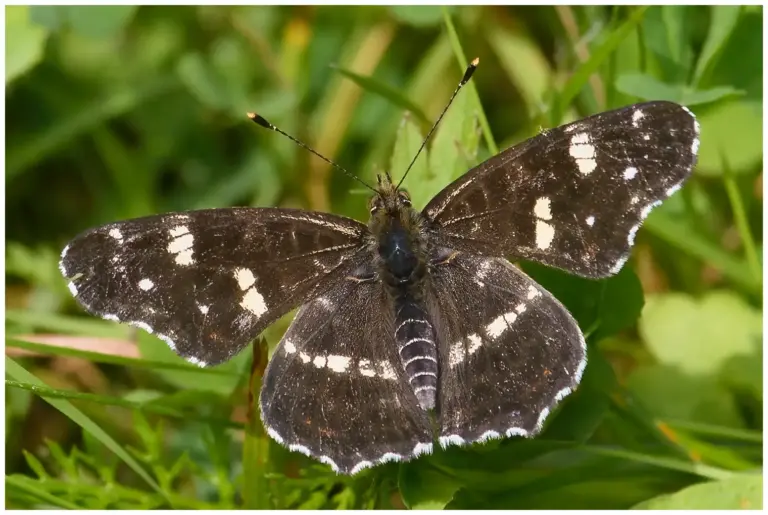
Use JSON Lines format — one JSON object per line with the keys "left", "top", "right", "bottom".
{"left": 59, "top": 58, "right": 700, "bottom": 474}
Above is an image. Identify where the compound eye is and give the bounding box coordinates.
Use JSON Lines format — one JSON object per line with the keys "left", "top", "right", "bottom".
{"left": 398, "top": 191, "right": 412, "bottom": 206}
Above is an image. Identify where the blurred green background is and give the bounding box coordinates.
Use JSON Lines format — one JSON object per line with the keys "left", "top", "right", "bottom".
{"left": 5, "top": 5, "right": 763, "bottom": 510}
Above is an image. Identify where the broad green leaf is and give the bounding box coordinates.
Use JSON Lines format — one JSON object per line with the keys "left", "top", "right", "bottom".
{"left": 627, "top": 364, "right": 745, "bottom": 428}
{"left": 6, "top": 6, "right": 48, "bottom": 85}
{"left": 692, "top": 6, "right": 742, "bottom": 86}
{"left": 632, "top": 474, "right": 762, "bottom": 509}
{"left": 522, "top": 264, "right": 644, "bottom": 340}
{"left": 639, "top": 291, "right": 762, "bottom": 376}
{"left": 615, "top": 73, "right": 743, "bottom": 105}
{"left": 399, "top": 461, "right": 463, "bottom": 509}
{"left": 696, "top": 100, "right": 763, "bottom": 176}
{"left": 543, "top": 346, "right": 616, "bottom": 442}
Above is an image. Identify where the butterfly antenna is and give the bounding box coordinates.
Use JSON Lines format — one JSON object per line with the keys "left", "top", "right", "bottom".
{"left": 247, "top": 113, "right": 377, "bottom": 193}
{"left": 396, "top": 57, "right": 479, "bottom": 190}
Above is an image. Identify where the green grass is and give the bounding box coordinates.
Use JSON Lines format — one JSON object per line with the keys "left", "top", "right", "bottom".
{"left": 5, "top": 5, "right": 762, "bottom": 509}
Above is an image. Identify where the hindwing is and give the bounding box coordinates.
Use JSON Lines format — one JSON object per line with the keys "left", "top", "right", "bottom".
{"left": 427, "top": 253, "right": 585, "bottom": 445}
{"left": 260, "top": 262, "right": 434, "bottom": 474}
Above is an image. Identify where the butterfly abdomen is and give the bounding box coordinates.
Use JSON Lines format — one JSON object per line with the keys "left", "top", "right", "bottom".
{"left": 394, "top": 294, "right": 438, "bottom": 411}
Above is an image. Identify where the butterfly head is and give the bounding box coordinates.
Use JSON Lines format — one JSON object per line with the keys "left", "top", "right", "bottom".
{"left": 369, "top": 172, "right": 412, "bottom": 216}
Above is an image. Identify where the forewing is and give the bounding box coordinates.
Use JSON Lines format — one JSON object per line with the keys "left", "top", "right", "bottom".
{"left": 428, "top": 253, "right": 585, "bottom": 445}
{"left": 60, "top": 207, "right": 368, "bottom": 366}
{"left": 424, "top": 101, "right": 700, "bottom": 278}
{"left": 260, "top": 268, "right": 434, "bottom": 474}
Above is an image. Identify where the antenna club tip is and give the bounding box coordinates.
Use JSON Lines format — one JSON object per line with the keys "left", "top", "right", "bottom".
{"left": 471, "top": 57, "right": 480, "bottom": 66}
{"left": 247, "top": 112, "right": 272, "bottom": 129}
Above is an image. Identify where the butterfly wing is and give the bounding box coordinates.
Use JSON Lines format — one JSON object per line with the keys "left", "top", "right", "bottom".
{"left": 60, "top": 207, "right": 368, "bottom": 366}
{"left": 260, "top": 261, "right": 434, "bottom": 474}
{"left": 427, "top": 252, "right": 585, "bottom": 445}
{"left": 424, "top": 101, "right": 699, "bottom": 278}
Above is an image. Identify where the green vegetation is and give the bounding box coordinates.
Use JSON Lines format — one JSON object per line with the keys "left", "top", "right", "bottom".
{"left": 6, "top": 5, "right": 762, "bottom": 509}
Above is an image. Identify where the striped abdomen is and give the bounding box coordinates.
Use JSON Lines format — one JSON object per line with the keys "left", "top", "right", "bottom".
{"left": 394, "top": 295, "right": 438, "bottom": 411}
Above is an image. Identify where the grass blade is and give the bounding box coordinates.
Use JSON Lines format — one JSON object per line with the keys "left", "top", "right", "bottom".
{"left": 6, "top": 380, "right": 242, "bottom": 429}
{"left": 6, "top": 475, "right": 82, "bottom": 510}
{"left": 442, "top": 7, "right": 498, "bottom": 155}
{"left": 331, "top": 64, "right": 430, "bottom": 126}
{"left": 643, "top": 213, "right": 759, "bottom": 295}
{"left": 722, "top": 160, "right": 761, "bottom": 284}
{"left": 5, "top": 357, "right": 166, "bottom": 499}
{"left": 581, "top": 445, "right": 736, "bottom": 481}
{"left": 6, "top": 336, "right": 232, "bottom": 376}
{"left": 553, "top": 6, "right": 648, "bottom": 124}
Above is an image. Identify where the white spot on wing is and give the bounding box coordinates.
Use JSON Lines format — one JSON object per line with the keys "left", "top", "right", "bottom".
{"left": 313, "top": 355, "right": 326, "bottom": 368}
{"left": 327, "top": 354, "right": 351, "bottom": 372}
{"left": 527, "top": 285, "right": 540, "bottom": 299}
{"left": 534, "top": 197, "right": 552, "bottom": 220}
{"left": 359, "top": 359, "right": 376, "bottom": 377}
{"left": 169, "top": 225, "right": 189, "bottom": 237}
{"left": 535, "top": 220, "right": 555, "bottom": 250}
{"left": 240, "top": 287, "right": 268, "bottom": 317}
{"left": 175, "top": 250, "right": 194, "bottom": 266}
{"left": 467, "top": 333, "right": 482, "bottom": 354}
{"left": 234, "top": 268, "right": 256, "bottom": 290}
{"left": 109, "top": 228, "right": 123, "bottom": 241}
{"left": 284, "top": 339, "right": 297, "bottom": 354}
{"left": 299, "top": 352, "right": 311, "bottom": 364}
{"left": 486, "top": 312, "right": 517, "bottom": 339}
{"left": 623, "top": 166, "right": 638, "bottom": 180}
{"left": 104, "top": 314, "right": 120, "bottom": 322}
{"left": 197, "top": 303, "right": 209, "bottom": 315}
{"left": 666, "top": 183, "right": 682, "bottom": 197}
{"left": 632, "top": 109, "right": 644, "bottom": 127}
{"left": 378, "top": 361, "right": 397, "bottom": 380}
{"left": 586, "top": 215, "right": 595, "bottom": 227}
{"left": 67, "top": 281, "right": 78, "bottom": 296}
{"left": 167, "top": 233, "right": 193, "bottom": 254}
{"left": 138, "top": 278, "right": 154, "bottom": 291}
{"left": 569, "top": 132, "right": 597, "bottom": 175}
